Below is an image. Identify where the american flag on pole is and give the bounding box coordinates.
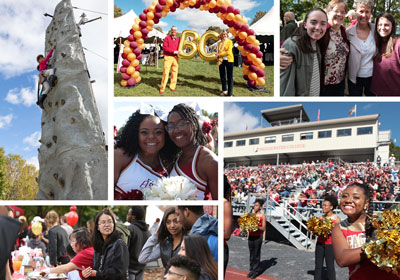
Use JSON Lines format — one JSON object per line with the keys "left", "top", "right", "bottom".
{"left": 317, "top": 109, "right": 320, "bottom": 121}
{"left": 349, "top": 105, "right": 357, "bottom": 116}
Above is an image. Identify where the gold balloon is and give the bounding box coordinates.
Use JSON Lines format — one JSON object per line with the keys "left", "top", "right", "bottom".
{"left": 161, "top": 10, "right": 168, "bottom": 17}
{"left": 136, "top": 76, "right": 142, "bottom": 83}
{"left": 132, "top": 71, "right": 140, "bottom": 79}
{"left": 147, "top": 19, "right": 155, "bottom": 26}
{"left": 253, "top": 39, "right": 260, "bottom": 47}
{"left": 209, "top": 0, "right": 217, "bottom": 8}
{"left": 32, "top": 222, "right": 42, "bottom": 236}
{"left": 123, "top": 47, "right": 132, "bottom": 55}
{"left": 248, "top": 53, "right": 256, "bottom": 62}
{"left": 147, "top": 12, "right": 155, "bottom": 20}
{"left": 259, "top": 63, "right": 265, "bottom": 70}
{"left": 138, "top": 43, "right": 146, "bottom": 50}
{"left": 243, "top": 67, "right": 249, "bottom": 75}
{"left": 131, "top": 59, "right": 140, "bottom": 67}
{"left": 234, "top": 14, "right": 242, "bottom": 22}
{"left": 132, "top": 24, "right": 141, "bottom": 32}
{"left": 134, "top": 31, "right": 142, "bottom": 39}
{"left": 126, "top": 66, "right": 135, "bottom": 75}
{"left": 241, "top": 17, "right": 248, "bottom": 25}
{"left": 166, "top": 0, "right": 174, "bottom": 7}
{"left": 178, "top": 30, "right": 200, "bottom": 59}
{"left": 148, "top": 25, "right": 154, "bottom": 31}
{"left": 237, "top": 45, "right": 244, "bottom": 51}
{"left": 256, "top": 77, "right": 265, "bottom": 86}
{"left": 198, "top": 30, "right": 219, "bottom": 61}
{"left": 148, "top": 5, "right": 156, "bottom": 12}
{"left": 246, "top": 35, "right": 256, "bottom": 44}
{"left": 241, "top": 50, "right": 249, "bottom": 56}
{"left": 238, "top": 31, "right": 247, "bottom": 40}
{"left": 137, "top": 38, "right": 144, "bottom": 45}
{"left": 216, "top": 0, "right": 225, "bottom": 7}
{"left": 121, "top": 80, "right": 128, "bottom": 87}
{"left": 226, "top": 13, "right": 234, "bottom": 21}
{"left": 134, "top": 17, "right": 141, "bottom": 25}
{"left": 123, "top": 40, "right": 130, "bottom": 48}
{"left": 127, "top": 53, "right": 136, "bottom": 61}
{"left": 253, "top": 58, "right": 262, "bottom": 66}
{"left": 249, "top": 72, "right": 257, "bottom": 81}
{"left": 189, "top": 0, "right": 196, "bottom": 5}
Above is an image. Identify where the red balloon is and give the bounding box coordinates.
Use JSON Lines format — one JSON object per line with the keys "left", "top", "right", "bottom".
{"left": 142, "top": 28, "right": 149, "bottom": 36}
{"left": 120, "top": 67, "right": 127, "bottom": 73}
{"left": 130, "top": 41, "right": 138, "bottom": 49}
{"left": 238, "top": 39, "right": 246, "bottom": 46}
{"left": 66, "top": 211, "right": 78, "bottom": 227}
{"left": 227, "top": 5, "right": 235, "bottom": 13}
{"left": 220, "top": 5, "right": 227, "bottom": 13}
{"left": 194, "top": 2, "right": 201, "bottom": 8}
{"left": 122, "top": 53, "right": 127, "bottom": 59}
{"left": 128, "top": 35, "right": 134, "bottom": 41}
{"left": 256, "top": 69, "right": 265, "bottom": 77}
{"left": 243, "top": 75, "right": 249, "bottom": 80}
{"left": 243, "top": 58, "right": 252, "bottom": 66}
{"left": 159, "top": 0, "right": 167, "bottom": 5}
{"left": 234, "top": 35, "right": 240, "bottom": 42}
{"left": 135, "top": 65, "right": 141, "bottom": 71}
{"left": 256, "top": 51, "right": 263, "bottom": 58}
{"left": 233, "top": 22, "right": 242, "bottom": 30}
{"left": 223, "top": 19, "right": 229, "bottom": 25}
{"left": 133, "top": 48, "right": 142, "bottom": 56}
{"left": 249, "top": 65, "right": 258, "bottom": 73}
{"left": 70, "top": 205, "right": 77, "bottom": 212}
{"left": 139, "top": 21, "right": 147, "bottom": 28}
{"left": 130, "top": 29, "right": 135, "bottom": 35}
{"left": 248, "top": 80, "right": 256, "bottom": 87}
{"left": 136, "top": 54, "right": 143, "bottom": 60}
{"left": 139, "top": 13, "right": 147, "bottom": 21}
{"left": 252, "top": 46, "right": 260, "bottom": 54}
{"left": 154, "top": 12, "right": 162, "bottom": 19}
{"left": 227, "top": 20, "right": 234, "bottom": 27}
{"left": 247, "top": 29, "right": 255, "bottom": 36}
{"left": 143, "top": 8, "right": 149, "bottom": 14}
{"left": 244, "top": 43, "right": 252, "bottom": 51}
{"left": 173, "top": 1, "right": 180, "bottom": 8}
{"left": 155, "top": 4, "right": 164, "bottom": 12}
{"left": 233, "top": 8, "right": 240, "bottom": 15}
{"left": 128, "top": 78, "right": 137, "bottom": 86}
{"left": 122, "top": 59, "right": 130, "bottom": 67}
{"left": 153, "top": 17, "right": 160, "bottom": 24}
{"left": 240, "top": 25, "right": 249, "bottom": 33}
{"left": 122, "top": 73, "right": 130, "bottom": 80}
{"left": 170, "top": 5, "right": 176, "bottom": 12}
{"left": 214, "top": 6, "right": 220, "bottom": 13}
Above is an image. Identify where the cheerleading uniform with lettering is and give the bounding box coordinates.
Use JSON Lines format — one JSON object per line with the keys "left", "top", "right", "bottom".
{"left": 115, "top": 154, "right": 168, "bottom": 194}
{"left": 339, "top": 219, "right": 397, "bottom": 280}
{"left": 169, "top": 146, "right": 209, "bottom": 200}
{"left": 249, "top": 216, "right": 264, "bottom": 237}
{"left": 317, "top": 216, "right": 337, "bottom": 245}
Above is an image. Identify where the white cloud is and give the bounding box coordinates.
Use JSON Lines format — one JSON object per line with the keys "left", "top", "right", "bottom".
{"left": 26, "top": 156, "right": 39, "bottom": 170}
{"left": 362, "top": 104, "right": 373, "bottom": 111}
{"left": 142, "top": 0, "right": 154, "bottom": 7}
{"left": 23, "top": 131, "right": 41, "bottom": 148}
{"left": 224, "top": 103, "right": 258, "bottom": 133}
{"left": 0, "top": 114, "right": 13, "bottom": 129}
{"left": 232, "top": 0, "right": 260, "bottom": 12}
{"left": 173, "top": 9, "right": 226, "bottom": 34}
{"left": 5, "top": 85, "right": 37, "bottom": 107}
{"left": 155, "top": 21, "right": 168, "bottom": 29}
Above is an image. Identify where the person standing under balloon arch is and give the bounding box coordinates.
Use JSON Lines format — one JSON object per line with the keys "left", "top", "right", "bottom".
{"left": 45, "top": 210, "right": 70, "bottom": 267}
{"left": 160, "top": 25, "right": 181, "bottom": 94}
{"left": 216, "top": 30, "right": 234, "bottom": 96}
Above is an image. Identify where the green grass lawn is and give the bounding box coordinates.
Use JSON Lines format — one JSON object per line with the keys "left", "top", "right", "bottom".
{"left": 114, "top": 57, "right": 273, "bottom": 96}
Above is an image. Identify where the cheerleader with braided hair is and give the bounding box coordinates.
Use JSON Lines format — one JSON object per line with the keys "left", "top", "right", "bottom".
{"left": 166, "top": 103, "right": 218, "bottom": 200}
{"left": 332, "top": 182, "right": 397, "bottom": 279}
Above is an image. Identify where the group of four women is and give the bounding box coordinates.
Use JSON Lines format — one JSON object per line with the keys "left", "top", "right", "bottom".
{"left": 280, "top": 0, "right": 399, "bottom": 96}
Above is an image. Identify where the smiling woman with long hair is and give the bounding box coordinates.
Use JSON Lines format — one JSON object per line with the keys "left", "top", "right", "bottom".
{"left": 139, "top": 207, "right": 186, "bottom": 272}
{"left": 82, "top": 209, "right": 129, "bottom": 279}
{"left": 166, "top": 104, "right": 218, "bottom": 200}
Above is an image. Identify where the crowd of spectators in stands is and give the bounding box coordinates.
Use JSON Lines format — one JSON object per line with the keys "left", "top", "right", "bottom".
{"left": 226, "top": 158, "right": 400, "bottom": 213}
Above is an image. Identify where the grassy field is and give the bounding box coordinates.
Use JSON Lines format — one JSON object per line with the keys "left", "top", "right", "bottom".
{"left": 114, "top": 57, "right": 273, "bottom": 96}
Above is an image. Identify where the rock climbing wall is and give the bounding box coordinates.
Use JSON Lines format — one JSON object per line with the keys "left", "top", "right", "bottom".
{"left": 37, "top": 0, "right": 108, "bottom": 200}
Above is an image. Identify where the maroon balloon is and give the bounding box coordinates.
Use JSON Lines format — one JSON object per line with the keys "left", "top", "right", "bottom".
{"left": 249, "top": 65, "right": 258, "bottom": 73}
{"left": 227, "top": 5, "right": 235, "bottom": 13}
{"left": 143, "top": 8, "right": 149, "bottom": 14}
{"left": 243, "top": 75, "right": 249, "bottom": 80}
{"left": 256, "top": 69, "right": 265, "bottom": 77}
{"left": 136, "top": 54, "right": 143, "bottom": 60}
{"left": 153, "top": 17, "right": 160, "bottom": 24}
{"left": 244, "top": 43, "right": 252, "bottom": 51}
{"left": 154, "top": 12, "right": 162, "bottom": 19}
{"left": 122, "top": 73, "right": 130, "bottom": 80}
{"left": 240, "top": 25, "right": 249, "bottom": 33}
{"left": 227, "top": 20, "right": 234, "bottom": 27}
{"left": 256, "top": 51, "right": 263, "bottom": 58}
{"left": 194, "top": 2, "right": 201, "bottom": 8}
{"left": 155, "top": 4, "right": 164, "bottom": 12}
{"left": 243, "top": 58, "right": 252, "bottom": 66}
{"left": 223, "top": 19, "right": 229, "bottom": 25}
{"left": 252, "top": 46, "right": 260, "bottom": 53}
{"left": 133, "top": 48, "right": 142, "bottom": 56}
{"left": 238, "top": 39, "right": 246, "bottom": 46}
{"left": 135, "top": 65, "right": 141, "bottom": 71}
{"left": 220, "top": 5, "right": 227, "bottom": 13}
{"left": 233, "top": 8, "right": 240, "bottom": 15}
{"left": 130, "top": 41, "right": 138, "bottom": 49}
{"left": 139, "top": 13, "right": 147, "bottom": 21}
{"left": 128, "top": 78, "right": 137, "bottom": 86}
{"left": 142, "top": 28, "right": 149, "bottom": 36}
{"left": 247, "top": 29, "right": 255, "bottom": 36}
{"left": 233, "top": 22, "right": 242, "bottom": 30}
{"left": 214, "top": 6, "right": 220, "bottom": 13}
{"left": 208, "top": 8, "right": 214, "bottom": 13}
{"left": 248, "top": 80, "right": 256, "bottom": 87}
{"left": 170, "top": 5, "right": 176, "bottom": 12}
{"left": 159, "top": 0, "right": 167, "bottom": 4}
{"left": 142, "top": 34, "right": 148, "bottom": 40}
{"left": 234, "top": 35, "right": 240, "bottom": 42}
{"left": 122, "top": 59, "right": 130, "bottom": 67}
{"left": 130, "top": 29, "right": 135, "bottom": 35}
{"left": 120, "top": 67, "right": 127, "bottom": 73}
{"left": 128, "top": 35, "right": 135, "bottom": 41}
{"left": 174, "top": 0, "right": 180, "bottom": 7}
{"left": 122, "top": 53, "right": 127, "bottom": 59}
{"left": 139, "top": 21, "right": 147, "bottom": 28}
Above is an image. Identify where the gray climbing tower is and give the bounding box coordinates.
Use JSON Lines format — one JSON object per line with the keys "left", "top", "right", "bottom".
{"left": 37, "top": 0, "right": 107, "bottom": 200}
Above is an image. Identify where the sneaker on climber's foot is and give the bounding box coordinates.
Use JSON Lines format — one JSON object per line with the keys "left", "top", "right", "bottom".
{"left": 39, "top": 94, "right": 47, "bottom": 109}
{"left": 48, "top": 75, "right": 58, "bottom": 87}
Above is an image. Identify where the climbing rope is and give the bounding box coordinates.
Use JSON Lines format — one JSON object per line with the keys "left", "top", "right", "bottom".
{"left": 82, "top": 47, "right": 107, "bottom": 61}
{"left": 72, "top": 6, "right": 107, "bottom": 15}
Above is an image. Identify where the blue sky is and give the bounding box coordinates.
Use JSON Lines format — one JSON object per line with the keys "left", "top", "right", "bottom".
{"left": 224, "top": 102, "right": 400, "bottom": 144}
{"left": 0, "top": 0, "right": 108, "bottom": 169}
{"left": 115, "top": 0, "right": 273, "bottom": 34}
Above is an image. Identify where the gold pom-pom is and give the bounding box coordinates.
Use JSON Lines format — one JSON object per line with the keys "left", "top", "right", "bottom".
{"left": 238, "top": 213, "right": 259, "bottom": 232}
{"left": 363, "top": 205, "right": 400, "bottom": 276}
{"left": 307, "top": 216, "right": 333, "bottom": 238}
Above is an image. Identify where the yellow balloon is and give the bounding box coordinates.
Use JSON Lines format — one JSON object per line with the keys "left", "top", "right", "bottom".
{"left": 131, "top": 59, "right": 140, "bottom": 67}
{"left": 147, "top": 19, "right": 155, "bottom": 26}
{"left": 178, "top": 30, "right": 200, "bottom": 59}
{"left": 249, "top": 72, "right": 257, "bottom": 81}
{"left": 134, "top": 31, "right": 142, "bottom": 39}
{"left": 209, "top": 0, "right": 217, "bottom": 8}
{"left": 246, "top": 35, "right": 256, "bottom": 44}
{"left": 234, "top": 14, "right": 242, "bottom": 22}
{"left": 248, "top": 53, "right": 256, "bottom": 62}
{"left": 134, "top": 17, "right": 140, "bottom": 25}
{"left": 166, "top": 0, "right": 174, "bottom": 7}
{"left": 229, "top": 28, "right": 238, "bottom": 37}
{"left": 137, "top": 38, "right": 144, "bottom": 45}
{"left": 121, "top": 80, "right": 128, "bottom": 87}
{"left": 147, "top": 25, "right": 154, "bottom": 31}
{"left": 132, "top": 24, "right": 141, "bottom": 32}
{"left": 254, "top": 58, "right": 262, "bottom": 66}
{"left": 216, "top": 0, "right": 225, "bottom": 7}
{"left": 127, "top": 53, "right": 136, "bottom": 61}
{"left": 32, "top": 222, "right": 43, "bottom": 236}
{"left": 237, "top": 45, "right": 244, "bottom": 52}
{"left": 241, "top": 17, "right": 248, "bottom": 25}
{"left": 259, "top": 63, "right": 265, "bottom": 70}
{"left": 138, "top": 43, "right": 146, "bottom": 50}
{"left": 189, "top": 0, "right": 196, "bottom": 5}
{"left": 243, "top": 67, "right": 249, "bottom": 75}
{"left": 132, "top": 71, "right": 140, "bottom": 79}
{"left": 148, "top": 5, "right": 156, "bottom": 12}
{"left": 136, "top": 76, "right": 142, "bottom": 83}
{"left": 147, "top": 12, "right": 155, "bottom": 20}
{"left": 225, "top": 0, "right": 231, "bottom": 5}
{"left": 238, "top": 31, "right": 247, "bottom": 40}
{"left": 226, "top": 13, "right": 234, "bottom": 21}
{"left": 198, "top": 30, "right": 219, "bottom": 61}
{"left": 241, "top": 50, "right": 249, "bottom": 56}
{"left": 126, "top": 66, "right": 135, "bottom": 75}
{"left": 161, "top": 10, "right": 168, "bottom": 17}
{"left": 123, "top": 47, "right": 132, "bottom": 55}
{"left": 253, "top": 39, "right": 260, "bottom": 47}
{"left": 123, "top": 40, "right": 130, "bottom": 48}
{"left": 256, "top": 77, "right": 266, "bottom": 86}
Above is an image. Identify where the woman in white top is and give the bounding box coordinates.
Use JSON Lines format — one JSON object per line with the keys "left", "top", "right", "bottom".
{"left": 114, "top": 108, "right": 179, "bottom": 199}
{"left": 346, "top": 0, "right": 376, "bottom": 96}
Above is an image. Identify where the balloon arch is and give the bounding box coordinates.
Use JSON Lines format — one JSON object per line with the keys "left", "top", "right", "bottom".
{"left": 119, "top": 0, "right": 266, "bottom": 88}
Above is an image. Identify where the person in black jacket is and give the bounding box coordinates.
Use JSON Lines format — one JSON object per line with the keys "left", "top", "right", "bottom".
{"left": 82, "top": 209, "right": 129, "bottom": 280}
{"left": 127, "top": 206, "right": 150, "bottom": 280}
{"left": 45, "top": 210, "right": 69, "bottom": 266}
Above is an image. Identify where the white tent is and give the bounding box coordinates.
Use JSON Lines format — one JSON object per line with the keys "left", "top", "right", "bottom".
{"left": 113, "top": 9, "right": 167, "bottom": 40}
{"left": 250, "top": 5, "right": 275, "bottom": 36}
{"left": 113, "top": 10, "right": 138, "bottom": 38}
